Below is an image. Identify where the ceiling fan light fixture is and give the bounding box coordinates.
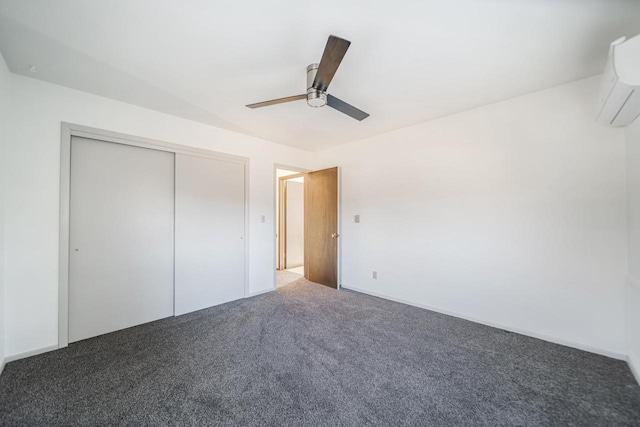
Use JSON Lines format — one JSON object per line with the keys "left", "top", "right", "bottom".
{"left": 306, "top": 90, "right": 327, "bottom": 107}
{"left": 306, "top": 63, "right": 327, "bottom": 107}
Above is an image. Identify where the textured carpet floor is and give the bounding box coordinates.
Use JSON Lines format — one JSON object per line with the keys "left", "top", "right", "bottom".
{"left": 1, "top": 280, "right": 639, "bottom": 426}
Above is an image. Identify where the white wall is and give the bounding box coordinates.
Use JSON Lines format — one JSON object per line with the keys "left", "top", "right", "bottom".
{"left": 627, "top": 119, "right": 640, "bottom": 380}
{"left": 316, "top": 76, "right": 628, "bottom": 357}
{"left": 4, "top": 74, "right": 314, "bottom": 358}
{"left": 0, "top": 51, "right": 10, "bottom": 372}
{"left": 2, "top": 70, "right": 633, "bottom": 362}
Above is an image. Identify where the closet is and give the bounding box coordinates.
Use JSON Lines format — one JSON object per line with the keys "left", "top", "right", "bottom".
{"left": 64, "top": 129, "right": 247, "bottom": 344}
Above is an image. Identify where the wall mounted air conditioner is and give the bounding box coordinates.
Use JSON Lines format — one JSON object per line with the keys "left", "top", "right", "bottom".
{"left": 596, "top": 34, "right": 640, "bottom": 127}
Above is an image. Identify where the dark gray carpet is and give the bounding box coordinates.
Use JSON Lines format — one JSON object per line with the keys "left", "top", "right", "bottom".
{"left": 1, "top": 280, "right": 639, "bottom": 426}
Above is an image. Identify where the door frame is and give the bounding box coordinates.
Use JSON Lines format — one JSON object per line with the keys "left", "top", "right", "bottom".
{"left": 272, "top": 164, "right": 341, "bottom": 291}
{"left": 278, "top": 173, "right": 306, "bottom": 270}
{"left": 273, "top": 164, "right": 310, "bottom": 289}
{"left": 59, "top": 122, "right": 250, "bottom": 349}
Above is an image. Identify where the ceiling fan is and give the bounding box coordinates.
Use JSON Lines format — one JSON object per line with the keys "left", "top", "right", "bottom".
{"left": 246, "top": 35, "right": 369, "bottom": 121}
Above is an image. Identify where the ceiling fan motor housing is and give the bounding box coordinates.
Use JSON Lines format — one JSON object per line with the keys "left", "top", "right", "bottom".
{"left": 306, "top": 63, "right": 327, "bottom": 107}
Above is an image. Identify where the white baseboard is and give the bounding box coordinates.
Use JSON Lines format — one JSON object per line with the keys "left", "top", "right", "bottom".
{"left": 628, "top": 350, "right": 640, "bottom": 385}
{"left": 248, "top": 287, "right": 275, "bottom": 298}
{"left": 341, "top": 284, "right": 627, "bottom": 361}
{"left": 2, "top": 289, "right": 274, "bottom": 366}
{"left": 627, "top": 277, "right": 640, "bottom": 385}
{"left": 1, "top": 286, "right": 632, "bottom": 377}
{"left": 4, "top": 344, "right": 59, "bottom": 364}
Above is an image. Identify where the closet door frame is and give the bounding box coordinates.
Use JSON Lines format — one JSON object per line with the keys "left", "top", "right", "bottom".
{"left": 58, "top": 122, "right": 250, "bottom": 349}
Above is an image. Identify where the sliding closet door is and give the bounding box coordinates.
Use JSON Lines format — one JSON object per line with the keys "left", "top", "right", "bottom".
{"left": 69, "top": 137, "right": 174, "bottom": 343}
{"left": 174, "top": 154, "right": 246, "bottom": 315}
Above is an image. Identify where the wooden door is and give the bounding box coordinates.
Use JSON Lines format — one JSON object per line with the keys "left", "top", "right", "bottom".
{"left": 305, "top": 167, "right": 338, "bottom": 288}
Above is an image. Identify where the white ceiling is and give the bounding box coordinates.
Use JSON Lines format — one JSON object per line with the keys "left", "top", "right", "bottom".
{"left": 0, "top": 1, "right": 639, "bottom": 151}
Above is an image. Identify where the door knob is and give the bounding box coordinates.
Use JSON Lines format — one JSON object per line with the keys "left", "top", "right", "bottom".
{"left": 331, "top": 233, "right": 339, "bottom": 238}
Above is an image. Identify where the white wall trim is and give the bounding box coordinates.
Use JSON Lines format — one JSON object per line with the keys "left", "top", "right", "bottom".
{"left": 628, "top": 350, "right": 640, "bottom": 386}
{"left": 627, "top": 278, "right": 640, "bottom": 385}
{"left": 342, "top": 284, "right": 627, "bottom": 361}
{"left": 336, "top": 166, "right": 342, "bottom": 290}
{"left": 58, "top": 125, "right": 71, "bottom": 349}
{"left": 59, "top": 122, "right": 251, "bottom": 349}
{"left": 4, "top": 344, "right": 59, "bottom": 364}
{"left": 247, "top": 288, "right": 275, "bottom": 298}
{"left": 0, "top": 359, "right": 5, "bottom": 377}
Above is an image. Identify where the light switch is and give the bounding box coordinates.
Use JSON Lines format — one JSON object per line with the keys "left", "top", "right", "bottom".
{"left": 354, "top": 215, "right": 360, "bottom": 223}
{"left": 261, "top": 215, "right": 266, "bottom": 223}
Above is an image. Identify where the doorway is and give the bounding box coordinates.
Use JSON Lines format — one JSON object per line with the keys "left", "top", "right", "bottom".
{"left": 276, "top": 169, "right": 306, "bottom": 287}
{"left": 274, "top": 166, "right": 340, "bottom": 289}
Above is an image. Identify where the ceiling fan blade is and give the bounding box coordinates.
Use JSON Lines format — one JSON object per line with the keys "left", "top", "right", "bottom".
{"left": 327, "top": 94, "right": 369, "bottom": 121}
{"left": 246, "top": 94, "right": 306, "bottom": 109}
{"left": 312, "top": 35, "right": 351, "bottom": 92}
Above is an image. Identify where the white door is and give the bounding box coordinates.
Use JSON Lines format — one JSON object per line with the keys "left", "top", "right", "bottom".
{"left": 175, "top": 154, "right": 246, "bottom": 315}
{"left": 69, "top": 137, "right": 175, "bottom": 343}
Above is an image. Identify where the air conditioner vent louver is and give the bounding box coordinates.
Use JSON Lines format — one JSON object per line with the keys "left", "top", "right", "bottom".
{"left": 596, "top": 34, "right": 640, "bottom": 127}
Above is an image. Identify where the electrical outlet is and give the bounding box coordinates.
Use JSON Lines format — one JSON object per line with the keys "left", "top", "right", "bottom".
{"left": 372, "top": 271, "right": 377, "bottom": 280}
{"left": 354, "top": 214, "right": 360, "bottom": 223}
{"left": 261, "top": 215, "right": 265, "bottom": 223}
